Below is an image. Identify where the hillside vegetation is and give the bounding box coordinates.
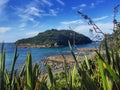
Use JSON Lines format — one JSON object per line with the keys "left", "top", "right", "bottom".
{"left": 16, "top": 29, "right": 92, "bottom": 47}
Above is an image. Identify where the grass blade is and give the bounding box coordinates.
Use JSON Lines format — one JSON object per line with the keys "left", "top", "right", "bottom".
{"left": 106, "top": 63, "right": 120, "bottom": 83}
{"left": 115, "top": 52, "right": 120, "bottom": 76}
{"left": 33, "top": 63, "right": 40, "bottom": 89}
{"left": 26, "top": 53, "right": 33, "bottom": 90}
{"left": 14, "top": 77, "right": 20, "bottom": 90}
{"left": 97, "top": 56, "right": 110, "bottom": 90}
{"left": 68, "top": 41, "right": 97, "bottom": 89}
{"left": 45, "top": 63, "right": 54, "bottom": 87}
{"left": 68, "top": 41, "right": 80, "bottom": 73}
{"left": 69, "top": 73, "right": 72, "bottom": 90}
{"left": 10, "top": 46, "right": 19, "bottom": 86}
{"left": 4, "top": 70, "right": 10, "bottom": 90}
{"left": 0, "top": 43, "right": 5, "bottom": 90}
{"left": 84, "top": 56, "right": 90, "bottom": 70}
{"left": 61, "top": 54, "right": 68, "bottom": 83}
{"left": 104, "top": 37, "right": 111, "bottom": 64}
{"left": 19, "top": 63, "right": 26, "bottom": 77}
{"left": 71, "top": 65, "right": 77, "bottom": 87}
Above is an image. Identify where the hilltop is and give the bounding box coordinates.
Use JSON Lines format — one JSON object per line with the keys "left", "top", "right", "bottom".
{"left": 15, "top": 29, "right": 92, "bottom": 48}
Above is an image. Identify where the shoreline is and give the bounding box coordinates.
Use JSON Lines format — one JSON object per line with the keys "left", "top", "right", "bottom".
{"left": 15, "top": 42, "right": 95, "bottom": 48}
{"left": 16, "top": 44, "right": 68, "bottom": 48}
{"left": 46, "top": 48, "right": 97, "bottom": 71}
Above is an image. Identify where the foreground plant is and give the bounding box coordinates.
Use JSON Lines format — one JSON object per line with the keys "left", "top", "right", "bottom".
{"left": 77, "top": 4, "right": 120, "bottom": 90}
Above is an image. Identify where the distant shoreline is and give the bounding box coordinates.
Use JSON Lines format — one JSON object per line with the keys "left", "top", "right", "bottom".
{"left": 16, "top": 44, "right": 65, "bottom": 48}
{"left": 16, "top": 43, "right": 94, "bottom": 48}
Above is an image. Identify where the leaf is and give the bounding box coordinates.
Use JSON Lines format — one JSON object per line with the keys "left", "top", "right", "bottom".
{"left": 0, "top": 43, "right": 5, "bottom": 90}
{"left": 14, "top": 77, "right": 20, "bottom": 90}
{"left": 19, "top": 63, "right": 26, "bottom": 77}
{"left": 68, "top": 41, "right": 97, "bottom": 90}
{"left": 104, "top": 61, "right": 120, "bottom": 84}
{"left": 84, "top": 56, "right": 90, "bottom": 70}
{"left": 104, "top": 36, "right": 111, "bottom": 64}
{"left": 61, "top": 54, "right": 68, "bottom": 83}
{"left": 69, "top": 73, "right": 72, "bottom": 90}
{"left": 45, "top": 63, "right": 54, "bottom": 87}
{"left": 4, "top": 70, "right": 10, "bottom": 90}
{"left": 68, "top": 41, "right": 80, "bottom": 73}
{"left": 33, "top": 63, "right": 40, "bottom": 89}
{"left": 10, "top": 46, "right": 19, "bottom": 86}
{"left": 97, "top": 56, "right": 110, "bottom": 90}
{"left": 71, "top": 65, "right": 77, "bottom": 87}
{"left": 26, "top": 53, "right": 33, "bottom": 90}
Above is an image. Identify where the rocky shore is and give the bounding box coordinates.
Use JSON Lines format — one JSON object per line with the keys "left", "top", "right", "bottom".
{"left": 46, "top": 48, "right": 97, "bottom": 71}
{"left": 16, "top": 43, "right": 60, "bottom": 48}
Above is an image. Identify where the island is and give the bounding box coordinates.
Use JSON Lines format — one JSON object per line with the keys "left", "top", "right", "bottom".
{"left": 15, "top": 29, "right": 92, "bottom": 48}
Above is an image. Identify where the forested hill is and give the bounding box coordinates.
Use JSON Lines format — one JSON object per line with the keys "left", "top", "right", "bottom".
{"left": 15, "top": 29, "right": 92, "bottom": 48}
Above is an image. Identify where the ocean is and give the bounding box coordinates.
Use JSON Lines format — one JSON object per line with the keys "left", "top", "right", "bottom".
{"left": 0, "top": 42, "right": 100, "bottom": 70}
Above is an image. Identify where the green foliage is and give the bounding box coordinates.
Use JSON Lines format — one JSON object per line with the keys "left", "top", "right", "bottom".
{"left": 10, "top": 46, "right": 19, "bottom": 87}
{"left": 45, "top": 63, "right": 55, "bottom": 88}
{"left": 0, "top": 44, "right": 41, "bottom": 90}
{"left": 16, "top": 29, "right": 92, "bottom": 47}
{"left": 1, "top": 34, "right": 120, "bottom": 90}
{"left": 0, "top": 43, "right": 5, "bottom": 90}
{"left": 26, "top": 53, "right": 33, "bottom": 90}
{"left": 97, "top": 56, "right": 110, "bottom": 90}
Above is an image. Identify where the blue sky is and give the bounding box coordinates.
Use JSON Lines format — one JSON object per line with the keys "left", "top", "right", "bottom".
{"left": 0, "top": 0, "right": 120, "bottom": 42}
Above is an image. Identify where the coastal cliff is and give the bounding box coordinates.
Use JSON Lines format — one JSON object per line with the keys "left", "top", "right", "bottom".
{"left": 15, "top": 29, "right": 92, "bottom": 48}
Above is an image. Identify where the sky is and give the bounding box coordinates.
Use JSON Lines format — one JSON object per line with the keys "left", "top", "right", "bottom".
{"left": 0, "top": 0, "right": 120, "bottom": 42}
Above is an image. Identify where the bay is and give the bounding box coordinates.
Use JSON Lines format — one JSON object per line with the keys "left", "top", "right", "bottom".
{"left": 0, "top": 42, "right": 100, "bottom": 70}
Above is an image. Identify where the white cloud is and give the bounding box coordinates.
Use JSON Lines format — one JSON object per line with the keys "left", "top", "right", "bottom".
{"left": 80, "top": 4, "right": 86, "bottom": 8}
{"left": 96, "top": 22, "right": 113, "bottom": 34}
{"left": 0, "top": 27, "right": 11, "bottom": 33}
{"left": 17, "top": 6, "right": 42, "bottom": 22}
{"left": 58, "top": 19, "right": 113, "bottom": 39}
{"left": 0, "top": 0, "right": 8, "bottom": 6}
{"left": 41, "top": 9, "right": 58, "bottom": 16}
{"left": 56, "top": 0, "right": 65, "bottom": 6}
{"left": 72, "top": 4, "right": 86, "bottom": 10}
{"left": 0, "top": 35, "right": 13, "bottom": 42}
{"left": 26, "top": 31, "right": 39, "bottom": 37}
{"left": 19, "top": 14, "right": 35, "bottom": 22}
{"left": 74, "top": 22, "right": 113, "bottom": 37}
{"left": 72, "top": 7, "right": 77, "bottom": 10}
{"left": 49, "top": 9, "right": 58, "bottom": 16}
{"left": 90, "top": 0, "right": 105, "bottom": 8}
{"left": 89, "top": 1, "right": 105, "bottom": 9}
{"left": 93, "top": 16, "right": 109, "bottom": 21}
{"left": 15, "top": 0, "right": 46, "bottom": 23}
{"left": 32, "top": 22, "right": 40, "bottom": 28}
{"left": 41, "top": 0, "right": 53, "bottom": 6}
{"left": 90, "top": 3, "right": 95, "bottom": 8}
{"left": 16, "top": 0, "right": 57, "bottom": 22}
{"left": 0, "top": 0, "right": 9, "bottom": 17}
{"left": 72, "top": 22, "right": 113, "bottom": 40}
{"left": 57, "top": 19, "right": 84, "bottom": 31}
{"left": 25, "top": 7, "right": 40, "bottom": 16}
{"left": 96, "top": 0, "right": 105, "bottom": 5}
{"left": 19, "top": 23, "right": 26, "bottom": 28}
{"left": 61, "top": 19, "right": 84, "bottom": 25}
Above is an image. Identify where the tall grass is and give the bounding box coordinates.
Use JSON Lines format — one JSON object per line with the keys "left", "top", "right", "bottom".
{"left": 1, "top": 39, "right": 120, "bottom": 90}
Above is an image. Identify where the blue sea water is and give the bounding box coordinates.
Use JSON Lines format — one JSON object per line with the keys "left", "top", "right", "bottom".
{"left": 0, "top": 42, "right": 100, "bottom": 70}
